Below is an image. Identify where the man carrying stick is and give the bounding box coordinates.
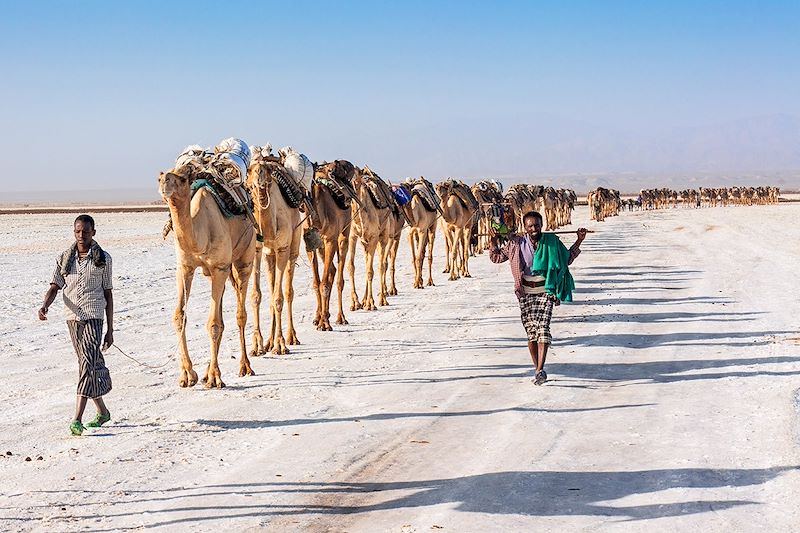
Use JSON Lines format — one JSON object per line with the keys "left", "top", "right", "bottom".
{"left": 489, "top": 211, "right": 588, "bottom": 385}
{"left": 39, "top": 214, "right": 114, "bottom": 435}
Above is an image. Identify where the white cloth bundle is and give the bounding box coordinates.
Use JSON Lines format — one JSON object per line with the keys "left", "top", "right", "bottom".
{"left": 175, "top": 144, "right": 208, "bottom": 169}
{"left": 214, "top": 137, "right": 251, "bottom": 185}
{"left": 279, "top": 146, "right": 314, "bottom": 190}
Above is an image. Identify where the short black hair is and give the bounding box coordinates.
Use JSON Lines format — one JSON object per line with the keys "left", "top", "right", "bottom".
{"left": 522, "top": 211, "right": 543, "bottom": 225}
{"left": 74, "top": 214, "right": 95, "bottom": 229}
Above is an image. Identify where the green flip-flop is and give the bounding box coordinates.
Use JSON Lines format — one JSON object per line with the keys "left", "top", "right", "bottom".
{"left": 70, "top": 420, "right": 86, "bottom": 436}
{"left": 86, "top": 412, "right": 111, "bottom": 428}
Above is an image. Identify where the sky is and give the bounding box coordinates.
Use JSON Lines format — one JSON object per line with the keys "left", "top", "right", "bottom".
{"left": 1, "top": 1, "right": 799, "bottom": 195}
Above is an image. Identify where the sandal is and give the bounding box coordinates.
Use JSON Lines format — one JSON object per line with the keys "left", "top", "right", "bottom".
{"left": 533, "top": 370, "right": 548, "bottom": 386}
{"left": 70, "top": 420, "right": 86, "bottom": 436}
{"left": 86, "top": 412, "right": 111, "bottom": 428}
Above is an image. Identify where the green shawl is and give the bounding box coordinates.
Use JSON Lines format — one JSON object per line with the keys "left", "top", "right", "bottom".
{"left": 532, "top": 233, "right": 575, "bottom": 302}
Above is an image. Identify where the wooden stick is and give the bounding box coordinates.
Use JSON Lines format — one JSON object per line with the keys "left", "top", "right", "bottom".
{"left": 474, "top": 230, "right": 595, "bottom": 237}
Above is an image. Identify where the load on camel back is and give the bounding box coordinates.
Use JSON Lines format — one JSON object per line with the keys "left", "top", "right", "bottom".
{"left": 162, "top": 138, "right": 258, "bottom": 239}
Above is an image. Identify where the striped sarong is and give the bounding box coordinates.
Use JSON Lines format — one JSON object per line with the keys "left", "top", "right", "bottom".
{"left": 67, "top": 319, "right": 112, "bottom": 398}
{"left": 518, "top": 293, "right": 557, "bottom": 344}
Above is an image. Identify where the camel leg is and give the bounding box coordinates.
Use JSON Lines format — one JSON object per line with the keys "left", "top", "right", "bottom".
{"left": 442, "top": 221, "right": 452, "bottom": 274}
{"left": 448, "top": 226, "right": 460, "bottom": 281}
{"left": 348, "top": 232, "right": 362, "bottom": 311}
{"left": 318, "top": 242, "right": 336, "bottom": 331}
{"left": 231, "top": 261, "right": 255, "bottom": 377}
{"left": 362, "top": 241, "right": 378, "bottom": 310}
{"left": 264, "top": 252, "right": 278, "bottom": 353}
{"left": 309, "top": 249, "right": 323, "bottom": 327}
{"left": 271, "top": 249, "right": 289, "bottom": 355}
{"left": 426, "top": 228, "right": 436, "bottom": 286}
{"left": 174, "top": 266, "right": 198, "bottom": 388}
{"left": 461, "top": 227, "right": 472, "bottom": 278}
{"left": 409, "top": 230, "right": 423, "bottom": 289}
{"left": 249, "top": 243, "right": 265, "bottom": 356}
{"left": 204, "top": 267, "right": 228, "bottom": 389}
{"left": 388, "top": 237, "right": 399, "bottom": 296}
{"left": 285, "top": 246, "right": 300, "bottom": 345}
{"left": 335, "top": 233, "right": 349, "bottom": 325}
{"left": 377, "top": 239, "right": 389, "bottom": 305}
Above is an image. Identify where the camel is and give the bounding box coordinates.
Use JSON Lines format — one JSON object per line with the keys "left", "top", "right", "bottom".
{"left": 402, "top": 178, "right": 439, "bottom": 289}
{"left": 348, "top": 165, "right": 393, "bottom": 311}
{"left": 247, "top": 148, "right": 303, "bottom": 356}
{"left": 471, "top": 180, "right": 505, "bottom": 254}
{"left": 158, "top": 162, "right": 256, "bottom": 388}
{"left": 436, "top": 179, "right": 477, "bottom": 280}
{"left": 308, "top": 160, "right": 356, "bottom": 331}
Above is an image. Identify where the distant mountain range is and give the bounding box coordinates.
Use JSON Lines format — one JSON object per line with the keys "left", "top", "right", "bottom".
{"left": 385, "top": 113, "right": 800, "bottom": 193}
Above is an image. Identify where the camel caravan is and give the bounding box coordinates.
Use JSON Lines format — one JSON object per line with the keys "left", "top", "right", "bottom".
{"left": 155, "top": 138, "right": 592, "bottom": 387}
{"left": 637, "top": 186, "right": 781, "bottom": 210}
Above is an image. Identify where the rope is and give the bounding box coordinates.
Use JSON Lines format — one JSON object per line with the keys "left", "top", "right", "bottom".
{"left": 109, "top": 343, "right": 174, "bottom": 369}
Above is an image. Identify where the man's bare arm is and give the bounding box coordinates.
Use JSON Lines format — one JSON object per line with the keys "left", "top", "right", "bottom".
{"left": 38, "top": 284, "right": 60, "bottom": 321}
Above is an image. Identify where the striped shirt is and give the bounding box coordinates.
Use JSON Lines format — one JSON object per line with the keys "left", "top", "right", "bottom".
{"left": 51, "top": 250, "right": 113, "bottom": 321}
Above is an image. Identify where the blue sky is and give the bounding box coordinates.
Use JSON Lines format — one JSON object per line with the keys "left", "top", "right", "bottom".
{"left": 1, "top": 1, "right": 799, "bottom": 193}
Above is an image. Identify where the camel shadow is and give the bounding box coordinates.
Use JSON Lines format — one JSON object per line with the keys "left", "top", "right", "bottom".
{"left": 32, "top": 466, "right": 796, "bottom": 529}
{"left": 559, "top": 310, "right": 765, "bottom": 324}
{"left": 554, "top": 330, "right": 795, "bottom": 348}
{"left": 194, "top": 402, "right": 653, "bottom": 431}
{"left": 548, "top": 355, "right": 800, "bottom": 385}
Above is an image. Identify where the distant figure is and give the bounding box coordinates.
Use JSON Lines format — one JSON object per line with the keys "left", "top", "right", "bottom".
{"left": 489, "top": 211, "right": 587, "bottom": 385}
{"left": 39, "top": 214, "right": 114, "bottom": 436}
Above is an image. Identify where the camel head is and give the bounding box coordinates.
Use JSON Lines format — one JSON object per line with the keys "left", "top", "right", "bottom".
{"left": 247, "top": 153, "right": 275, "bottom": 210}
{"left": 435, "top": 178, "right": 456, "bottom": 200}
{"left": 351, "top": 166, "right": 365, "bottom": 189}
{"left": 159, "top": 166, "right": 193, "bottom": 201}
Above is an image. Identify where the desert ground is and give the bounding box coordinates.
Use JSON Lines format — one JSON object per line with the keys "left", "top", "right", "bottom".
{"left": 1, "top": 203, "right": 799, "bottom": 532}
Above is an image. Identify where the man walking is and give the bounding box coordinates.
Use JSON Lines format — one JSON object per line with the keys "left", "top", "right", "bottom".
{"left": 490, "top": 211, "right": 587, "bottom": 385}
{"left": 39, "top": 214, "right": 114, "bottom": 435}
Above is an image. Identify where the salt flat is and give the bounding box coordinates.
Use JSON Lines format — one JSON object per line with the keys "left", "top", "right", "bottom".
{"left": 1, "top": 204, "right": 798, "bottom": 532}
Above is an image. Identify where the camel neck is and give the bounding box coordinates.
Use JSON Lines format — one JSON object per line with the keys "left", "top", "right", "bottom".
{"left": 168, "top": 196, "right": 201, "bottom": 253}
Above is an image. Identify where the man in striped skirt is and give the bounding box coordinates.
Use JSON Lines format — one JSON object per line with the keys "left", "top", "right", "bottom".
{"left": 490, "top": 211, "right": 587, "bottom": 385}
{"left": 39, "top": 214, "right": 114, "bottom": 436}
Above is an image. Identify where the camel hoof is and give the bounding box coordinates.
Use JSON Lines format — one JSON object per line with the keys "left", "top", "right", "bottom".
{"left": 336, "top": 316, "right": 348, "bottom": 325}
{"left": 427, "top": 281, "right": 435, "bottom": 286}
{"left": 239, "top": 366, "right": 255, "bottom": 377}
{"left": 464, "top": 273, "right": 472, "bottom": 278}
{"left": 287, "top": 334, "right": 300, "bottom": 345}
{"left": 204, "top": 376, "right": 225, "bottom": 389}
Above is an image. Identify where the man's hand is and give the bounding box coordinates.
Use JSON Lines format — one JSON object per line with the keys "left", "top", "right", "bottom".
{"left": 38, "top": 307, "right": 48, "bottom": 321}
{"left": 576, "top": 228, "right": 588, "bottom": 242}
{"left": 102, "top": 330, "right": 114, "bottom": 351}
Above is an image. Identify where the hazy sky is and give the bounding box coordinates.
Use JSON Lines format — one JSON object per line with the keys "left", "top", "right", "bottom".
{"left": 1, "top": 1, "right": 799, "bottom": 193}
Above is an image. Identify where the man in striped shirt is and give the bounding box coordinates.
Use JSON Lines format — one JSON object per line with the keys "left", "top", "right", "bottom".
{"left": 39, "top": 214, "right": 114, "bottom": 436}
{"left": 490, "top": 211, "right": 587, "bottom": 385}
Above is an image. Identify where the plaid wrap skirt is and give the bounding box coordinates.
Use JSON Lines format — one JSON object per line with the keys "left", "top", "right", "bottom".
{"left": 67, "top": 319, "right": 112, "bottom": 398}
{"left": 518, "top": 293, "right": 557, "bottom": 344}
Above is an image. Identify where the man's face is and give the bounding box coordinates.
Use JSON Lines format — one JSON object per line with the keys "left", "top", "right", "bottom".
{"left": 523, "top": 216, "right": 542, "bottom": 239}
{"left": 74, "top": 221, "right": 95, "bottom": 250}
